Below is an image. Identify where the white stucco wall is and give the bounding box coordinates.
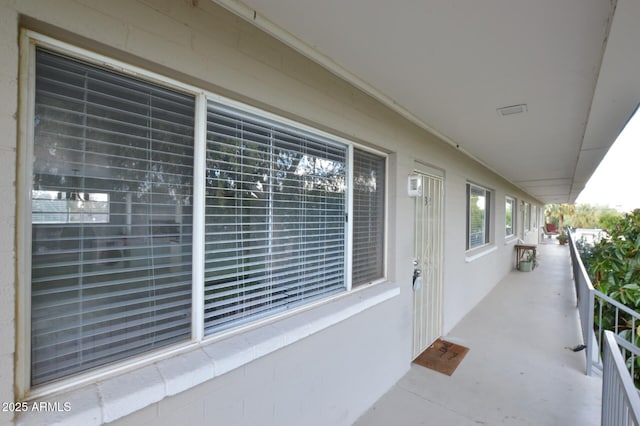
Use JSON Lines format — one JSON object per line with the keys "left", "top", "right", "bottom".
{"left": 0, "top": 3, "right": 18, "bottom": 426}
{"left": 0, "top": 1, "right": 543, "bottom": 425}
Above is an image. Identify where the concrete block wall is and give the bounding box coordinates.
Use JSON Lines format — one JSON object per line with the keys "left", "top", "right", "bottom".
{"left": 0, "top": 2, "right": 18, "bottom": 426}
{"left": 105, "top": 295, "right": 405, "bottom": 426}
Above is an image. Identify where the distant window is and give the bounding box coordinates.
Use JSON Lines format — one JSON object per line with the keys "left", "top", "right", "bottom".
{"left": 524, "top": 202, "right": 531, "bottom": 231}
{"left": 466, "top": 183, "right": 491, "bottom": 250}
{"left": 532, "top": 205, "right": 537, "bottom": 228}
{"left": 505, "top": 197, "right": 515, "bottom": 237}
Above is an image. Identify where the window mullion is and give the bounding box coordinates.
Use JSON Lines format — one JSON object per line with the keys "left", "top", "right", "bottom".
{"left": 192, "top": 93, "right": 207, "bottom": 342}
{"left": 268, "top": 129, "right": 275, "bottom": 308}
{"left": 346, "top": 145, "right": 354, "bottom": 291}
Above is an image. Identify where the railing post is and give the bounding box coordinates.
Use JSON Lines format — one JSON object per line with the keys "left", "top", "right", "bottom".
{"left": 602, "top": 331, "right": 640, "bottom": 426}
{"left": 586, "top": 287, "right": 595, "bottom": 376}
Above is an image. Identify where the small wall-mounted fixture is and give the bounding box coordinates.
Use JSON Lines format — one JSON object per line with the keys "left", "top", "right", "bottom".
{"left": 408, "top": 175, "right": 422, "bottom": 197}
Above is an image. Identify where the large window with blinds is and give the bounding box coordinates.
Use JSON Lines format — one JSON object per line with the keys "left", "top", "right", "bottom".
{"left": 204, "top": 102, "right": 348, "bottom": 333}
{"left": 25, "top": 44, "right": 386, "bottom": 387}
{"left": 466, "top": 183, "right": 491, "bottom": 250}
{"left": 31, "top": 49, "right": 194, "bottom": 385}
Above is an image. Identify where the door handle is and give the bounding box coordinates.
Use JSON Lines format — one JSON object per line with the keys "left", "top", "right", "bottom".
{"left": 413, "top": 268, "right": 422, "bottom": 290}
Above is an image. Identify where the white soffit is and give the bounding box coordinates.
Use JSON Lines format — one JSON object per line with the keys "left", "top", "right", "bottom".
{"left": 213, "top": 0, "right": 638, "bottom": 204}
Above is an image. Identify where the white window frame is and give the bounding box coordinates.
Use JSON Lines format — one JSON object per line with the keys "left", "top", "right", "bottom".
{"left": 505, "top": 196, "right": 516, "bottom": 238}
{"left": 524, "top": 202, "right": 531, "bottom": 232}
{"left": 17, "top": 30, "right": 389, "bottom": 398}
{"left": 466, "top": 182, "right": 492, "bottom": 251}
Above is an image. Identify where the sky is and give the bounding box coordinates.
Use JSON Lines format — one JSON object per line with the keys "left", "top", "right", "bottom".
{"left": 575, "top": 111, "right": 640, "bottom": 212}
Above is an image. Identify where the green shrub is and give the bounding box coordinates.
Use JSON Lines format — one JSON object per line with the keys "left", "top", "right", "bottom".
{"left": 579, "top": 209, "right": 640, "bottom": 384}
{"left": 589, "top": 209, "right": 640, "bottom": 301}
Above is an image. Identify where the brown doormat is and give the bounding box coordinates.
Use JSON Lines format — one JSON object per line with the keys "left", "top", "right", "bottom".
{"left": 413, "top": 339, "right": 469, "bottom": 376}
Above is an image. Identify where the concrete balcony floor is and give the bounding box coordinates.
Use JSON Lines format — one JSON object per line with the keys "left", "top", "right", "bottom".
{"left": 355, "top": 242, "right": 602, "bottom": 426}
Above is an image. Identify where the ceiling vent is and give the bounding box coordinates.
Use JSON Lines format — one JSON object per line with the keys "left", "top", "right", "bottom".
{"left": 497, "top": 104, "right": 528, "bottom": 117}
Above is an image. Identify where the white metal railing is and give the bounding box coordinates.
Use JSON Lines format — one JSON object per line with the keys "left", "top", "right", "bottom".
{"left": 568, "top": 230, "right": 598, "bottom": 374}
{"left": 569, "top": 231, "right": 640, "bottom": 425}
{"left": 569, "top": 231, "right": 640, "bottom": 375}
{"left": 602, "top": 331, "right": 640, "bottom": 426}
{"left": 594, "top": 289, "right": 640, "bottom": 369}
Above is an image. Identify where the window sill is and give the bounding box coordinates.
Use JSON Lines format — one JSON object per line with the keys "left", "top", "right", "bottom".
{"left": 465, "top": 245, "right": 498, "bottom": 262}
{"left": 16, "top": 282, "right": 399, "bottom": 426}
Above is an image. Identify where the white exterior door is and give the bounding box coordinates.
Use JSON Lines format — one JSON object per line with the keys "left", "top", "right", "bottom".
{"left": 412, "top": 171, "right": 444, "bottom": 358}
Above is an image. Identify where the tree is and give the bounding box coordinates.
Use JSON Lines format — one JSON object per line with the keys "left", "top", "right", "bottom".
{"left": 545, "top": 203, "right": 575, "bottom": 232}
{"left": 599, "top": 210, "right": 624, "bottom": 232}
{"left": 572, "top": 204, "right": 598, "bottom": 228}
{"left": 544, "top": 203, "right": 622, "bottom": 231}
{"left": 588, "top": 209, "right": 640, "bottom": 297}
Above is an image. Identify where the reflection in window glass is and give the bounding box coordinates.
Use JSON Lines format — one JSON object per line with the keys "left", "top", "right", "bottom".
{"left": 32, "top": 190, "right": 110, "bottom": 224}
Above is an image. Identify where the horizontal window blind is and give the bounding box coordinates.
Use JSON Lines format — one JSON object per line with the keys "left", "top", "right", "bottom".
{"left": 352, "top": 149, "right": 385, "bottom": 285}
{"left": 31, "top": 49, "right": 194, "bottom": 385}
{"left": 204, "top": 102, "right": 347, "bottom": 333}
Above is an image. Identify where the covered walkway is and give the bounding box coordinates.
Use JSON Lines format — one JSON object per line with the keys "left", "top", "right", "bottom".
{"left": 355, "top": 242, "right": 602, "bottom": 425}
